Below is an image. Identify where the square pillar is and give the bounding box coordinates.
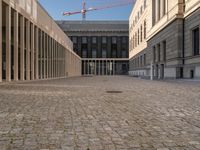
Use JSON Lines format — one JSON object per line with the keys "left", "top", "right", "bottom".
{"left": 20, "top": 16, "right": 25, "bottom": 81}
{"left": 43, "top": 34, "right": 46, "bottom": 79}
{"left": 40, "top": 31, "right": 43, "bottom": 79}
{"left": 6, "top": 5, "right": 11, "bottom": 82}
{"left": 26, "top": 20, "right": 30, "bottom": 81}
{"left": 14, "top": 11, "right": 19, "bottom": 81}
{"left": 35, "top": 27, "right": 39, "bottom": 80}
{"left": 0, "top": 0, "right": 2, "bottom": 82}
{"left": 31, "top": 24, "right": 34, "bottom": 80}
{"left": 46, "top": 35, "right": 49, "bottom": 78}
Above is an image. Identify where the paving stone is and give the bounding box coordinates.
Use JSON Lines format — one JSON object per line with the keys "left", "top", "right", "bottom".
{"left": 0, "top": 76, "right": 200, "bottom": 149}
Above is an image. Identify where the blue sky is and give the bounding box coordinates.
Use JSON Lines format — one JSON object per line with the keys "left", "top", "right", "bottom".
{"left": 38, "top": 0, "right": 133, "bottom": 20}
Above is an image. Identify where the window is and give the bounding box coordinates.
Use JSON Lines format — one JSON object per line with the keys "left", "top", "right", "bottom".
{"left": 82, "top": 50, "right": 87, "bottom": 58}
{"left": 153, "top": 46, "right": 156, "bottom": 62}
{"left": 133, "top": 35, "right": 135, "bottom": 49}
{"left": 72, "top": 37, "right": 77, "bottom": 44}
{"left": 192, "top": 27, "right": 199, "bottom": 56}
{"left": 144, "top": 20, "right": 147, "bottom": 39}
{"left": 102, "top": 49, "right": 107, "bottom": 58}
{"left": 144, "top": 54, "right": 146, "bottom": 65}
{"left": 157, "top": 44, "right": 160, "bottom": 62}
{"left": 92, "top": 37, "right": 97, "bottom": 44}
{"left": 82, "top": 37, "right": 87, "bottom": 44}
{"left": 140, "top": 6, "right": 143, "bottom": 14}
{"left": 112, "top": 50, "right": 117, "bottom": 58}
{"left": 122, "top": 37, "right": 127, "bottom": 44}
{"left": 122, "top": 50, "right": 127, "bottom": 58}
{"left": 112, "top": 37, "right": 117, "bottom": 44}
{"left": 144, "top": 0, "right": 147, "bottom": 9}
{"left": 102, "top": 37, "right": 107, "bottom": 44}
{"left": 135, "top": 33, "right": 137, "bottom": 47}
{"left": 92, "top": 49, "right": 97, "bottom": 58}
{"left": 138, "top": 29, "right": 140, "bottom": 45}
{"left": 140, "top": 25, "right": 143, "bottom": 42}
{"left": 163, "top": 41, "right": 166, "bottom": 61}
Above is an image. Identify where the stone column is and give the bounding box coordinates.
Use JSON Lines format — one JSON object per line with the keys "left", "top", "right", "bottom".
{"left": 26, "top": 20, "right": 30, "bottom": 80}
{"left": 46, "top": 36, "right": 49, "bottom": 78}
{"left": 40, "top": 31, "right": 43, "bottom": 79}
{"left": 113, "top": 60, "right": 115, "bottom": 75}
{"left": 6, "top": 5, "right": 11, "bottom": 82}
{"left": 43, "top": 34, "right": 46, "bottom": 79}
{"left": 0, "top": 0, "right": 2, "bottom": 82}
{"left": 99, "top": 60, "right": 101, "bottom": 75}
{"left": 20, "top": 16, "right": 25, "bottom": 81}
{"left": 31, "top": 24, "right": 34, "bottom": 80}
{"left": 106, "top": 60, "right": 108, "bottom": 76}
{"left": 94, "top": 60, "right": 96, "bottom": 75}
{"left": 35, "top": 27, "right": 39, "bottom": 80}
{"left": 14, "top": 11, "right": 18, "bottom": 81}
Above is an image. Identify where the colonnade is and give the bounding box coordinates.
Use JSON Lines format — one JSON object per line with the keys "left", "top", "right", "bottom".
{"left": 0, "top": 1, "right": 81, "bottom": 82}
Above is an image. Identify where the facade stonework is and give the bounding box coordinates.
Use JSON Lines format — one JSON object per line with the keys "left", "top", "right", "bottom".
{"left": 57, "top": 21, "right": 129, "bottom": 75}
{"left": 129, "top": 0, "right": 200, "bottom": 79}
{"left": 0, "top": 0, "right": 81, "bottom": 83}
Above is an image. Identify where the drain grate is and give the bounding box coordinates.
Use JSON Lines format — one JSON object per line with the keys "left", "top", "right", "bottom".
{"left": 106, "top": 90, "right": 123, "bottom": 94}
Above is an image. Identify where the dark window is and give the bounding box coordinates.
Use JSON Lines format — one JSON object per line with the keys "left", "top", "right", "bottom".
{"left": 72, "top": 37, "right": 77, "bottom": 44}
{"left": 163, "top": 41, "right": 166, "bottom": 61}
{"left": 82, "top": 37, "right": 87, "bottom": 44}
{"left": 157, "top": 44, "right": 160, "bottom": 62}
{"left": 92, "top": 37, "right": 97, "bottom": 44}
{"left": 153, "top": 46, "right": 156, "bottom": 62}
{"left": 92, "top": 49, "right": 97, "bottom": 58}
{"left": 112, "top": 37, "right": 117, "bottom": 44}
{"left": 102, "top": 49, "right": 107, "bottom": 58}
{"left": 144, "top": 20, "right": 147, "bottom": 39}
{"left": 102, "top": 37, "right": 107, "bottom": 44}
{"left": 144, "top": 54, "right": 146, "bottom": 65}
{"left": 192, "top": 28, "right": 199, "bottom": 56}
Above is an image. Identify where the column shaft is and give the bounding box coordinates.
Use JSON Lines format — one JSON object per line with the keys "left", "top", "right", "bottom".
{"left": 31, "top": 24, "right": 34, "bottom": 80}
{"left": 14, "top": 11, "right": 19, "bottom": 81}
{"left": 35, "top": 27, "right": 39, "bottom": 80}
{"left": 0, "top": 0, "right": 2, "bottom": 82}
{"left": 26, "top": 20, "right": 30, "bottom": 80}
{"left": 20, "top": 16, "right": 25, "bottom": 81}
{"left": 6, "top": 5, "right": 11, "bottom": 82}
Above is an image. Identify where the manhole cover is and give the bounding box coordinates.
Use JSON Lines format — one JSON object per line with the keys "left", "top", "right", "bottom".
{"left": 106, "top": 91, "right": 123, "bottom": 93}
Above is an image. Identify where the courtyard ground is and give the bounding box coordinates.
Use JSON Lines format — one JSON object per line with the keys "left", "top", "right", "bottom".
{"left": 0, "top": 76, "right": 200, "bottom": 150}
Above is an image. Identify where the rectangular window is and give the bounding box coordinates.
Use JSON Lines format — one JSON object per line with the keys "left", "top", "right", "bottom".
{"left": 157, "top": 44, "right": 160, "bottom": 62}
{"left": 102, "top": 37, "right": 107, "bottom": 44}
{"left": 92, "top": 49, "right": 97, "bottom": 58}
{"left": 82, "top": 37, "right": 87, "bottom": 44}
{"left": 153, "top": 46, "right": 156, "bottom": 62}
{"left": 82, "top": 50, "right": 87, "bottom": 58}
{"left": 102, "top": 49, "right": 107, "bottom": 58}
{"left": 72, "top": 37, "right": 77, "bottom": 44}
{"left": 192, "top": 28, "right": 199, "bottom": 56}
{"left": 163, "top": 41, "right": 166, "bottom": 61}
{"left": 144, "top": 54, "right": 146, "bottom": 65}
{"left": 112, "top": 37, "right": 117, "bottom": 44}
{"left": 92, "top": 37, "right": 97, "bottom": 44}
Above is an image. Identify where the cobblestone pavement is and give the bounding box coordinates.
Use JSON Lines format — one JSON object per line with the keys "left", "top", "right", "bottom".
{"left": 0, "top": 76, "right": 200, "bottom": 150}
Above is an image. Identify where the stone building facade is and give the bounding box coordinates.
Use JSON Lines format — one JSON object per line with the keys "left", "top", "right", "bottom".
{"left": 129, "top": 0, "right": 200, "bottom": 79}
{"left": 0, "top": 0, "right": 81, "bottom": 82}
{"left": 56, "top": 21, "right": 129, "bottom": 75}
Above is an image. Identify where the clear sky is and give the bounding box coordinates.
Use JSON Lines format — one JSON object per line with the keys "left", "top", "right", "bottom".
{"left": 38, "top": 0, "right": 133, "bottom": 21}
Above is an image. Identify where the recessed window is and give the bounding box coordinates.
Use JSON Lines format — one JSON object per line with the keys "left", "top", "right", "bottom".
{"left": 82, "top": 37, "right": 87, "bottom": 44}
{"left": 72, "top": 37, "right": 77, "bottom": 44}
{"left": 102, "top": 37, "right": 107, "bottom": 44}
{"left": 112, "top": 37, "right": 117, "bottom": 44}
{"left": 92, "top": 37, "right": 97, "bottom": 44}
{"left": 92, "top": 49, "right": 97, "bottom": 58}
{"left": 102, "top": 49, "right": 107, "bottom": 58}
{"left": 192, "top": 27, "right": 199, "bottom": 56}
